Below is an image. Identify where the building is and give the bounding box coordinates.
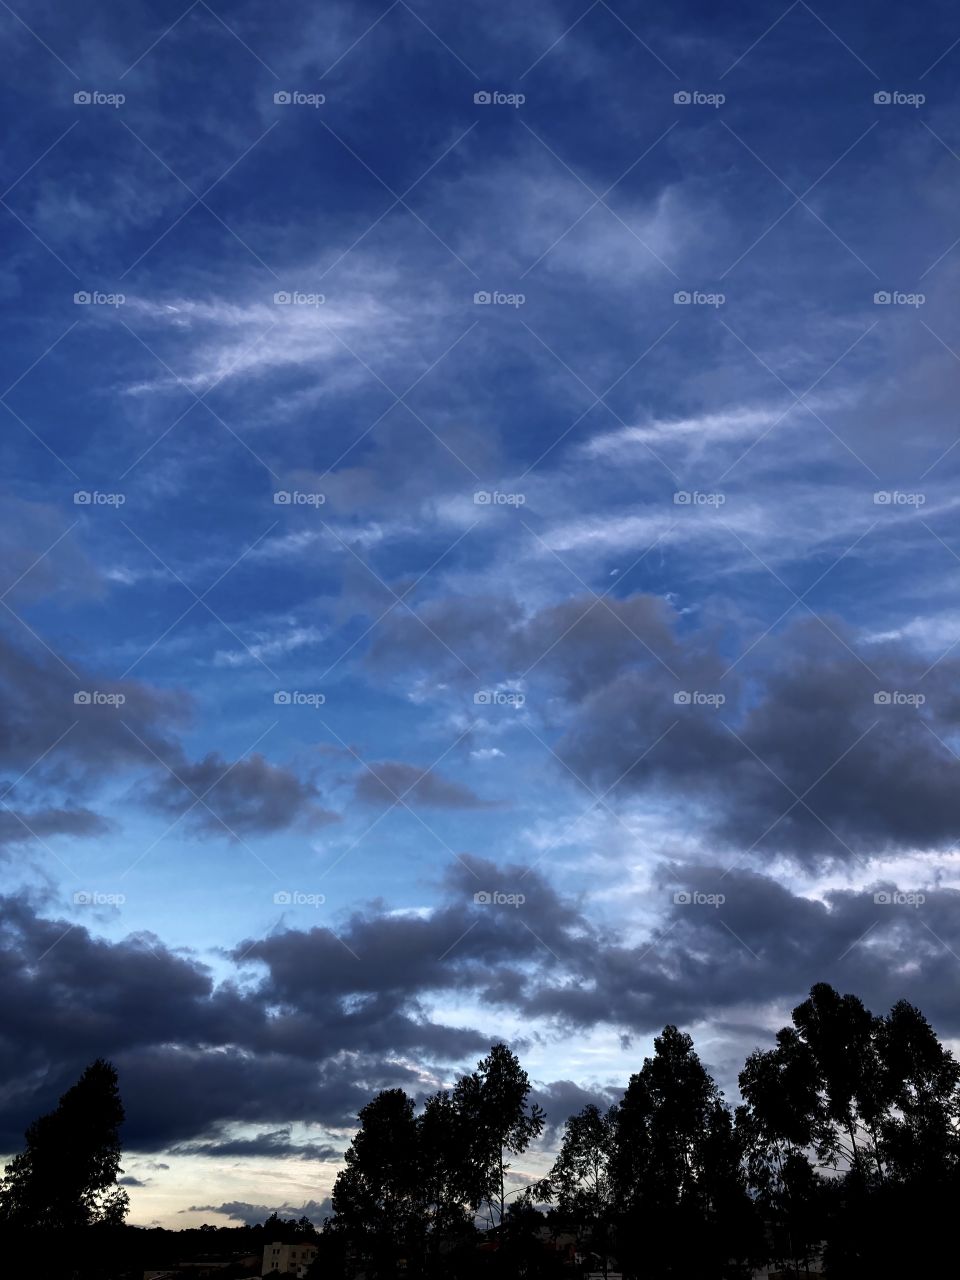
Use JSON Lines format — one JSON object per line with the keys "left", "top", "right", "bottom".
{"left": 261, "top": 1240, "right": 319, "bottom": 1277}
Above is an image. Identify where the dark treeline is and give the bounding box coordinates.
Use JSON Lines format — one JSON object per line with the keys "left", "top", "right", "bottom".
{"left": 2, "top": 984, "right": 959, "bottom": 1278}
{"left": 313, "top": 983, "right": 960, "bottom": 1277}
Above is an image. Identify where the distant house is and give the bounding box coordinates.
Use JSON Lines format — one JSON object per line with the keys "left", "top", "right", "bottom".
{"left": 261, "top": 1240, "right": 319, "bottom": 1277}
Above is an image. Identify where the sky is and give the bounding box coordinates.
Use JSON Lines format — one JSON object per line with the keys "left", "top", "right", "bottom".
{"left": 2, "top": 0, "right": 960, "bottom": 1232}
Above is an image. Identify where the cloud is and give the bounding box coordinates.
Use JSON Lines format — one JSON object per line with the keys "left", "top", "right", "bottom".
{"left": 3, "top": 845, "right": 960, "bottom": 1161}
{"left": 171, "top": 1128, "right": 340, "bottom": 1161}
{"left": 0, "top": 805, "right": 109, "bottom": 849}
{"left": 0, "top": 627, "right": 337, "bottom": 848}
{"left": 531, "top": 1079, "right": 623, "bottom": 1143}
{"left": 367, "top": 589, "right": 960, "bottom": 865}
{"left": 520, "top": 862, "right": 960, "bottom": 1052}
{"left": 213, "top": 624, "right": 326, "bottom": 668}
{"left": 352, "top": 760, "right": 496, "bottom": 810}
{"left": 144, "top": 751, "right": 339, "bottom": 836}
{"left": 187, "top": 1198, "right": 333, "bottom": 1227}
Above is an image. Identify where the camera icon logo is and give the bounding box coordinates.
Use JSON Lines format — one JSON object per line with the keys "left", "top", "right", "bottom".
{"left": 73, "top": 890, "right": 92, "bottom": 904}
{"left": 274, "top": 291, "right": 291, "bottom": 304}
{"left": 474, "top": 690, "right": 493, "bottom": 704}
{"left": 73, "top": 490, "right": 92, "bottom": 505}
{"left": 73, "top": 291, "right": 91, "bottom": 304}
{"left": 474, "top": 490, "right": 492, "bottom": 504}
{"left": 273, "top": 890, "right": 293, "bottom": 904}
{"left": 673, "top": 491, "right": 691, "bottom": 505}
{"left": 474, "top": 891, "right": 492, "bottom": 904}
{"left": 273, "top": 491, "right": 292, "bottom": 504}
{"left": 674, "top": 91, "right": 692, "bottom": 104}
{"left": 274, "top": 691, "right": 292, "bottom": 704}
{"left": 474, "top": 91, "right": 492, "bottom": 105}
{"left": 473, "top": 291, "right": 492, "bottom": 304}
{"left": 673, "top": 690, "right": 691, "bottom": 704}
{"left": 874, "top": 890, "right": 892, "bottom": 904}
{"left": 874, "top": 691, "right": 892, "bottom": 705}
{"left": 274, "top": 91, "right": 292, "bottom": 105}
{"left": 873, "top": 291, "right": 891, "bottom": 304}
{"left": 74, "top": 691, "right": 91, "bottom": 705}
{"left": 673, "top": 890, "right": 692, "bottom": 904}
{"left": 74, "top": 91, "right": 91, "bottom": 105}
{"left": 874, "top": 91, "right": 891, "bottom": 105}
{"left": 673, "top": 290, "right": 691, "bottom": 304}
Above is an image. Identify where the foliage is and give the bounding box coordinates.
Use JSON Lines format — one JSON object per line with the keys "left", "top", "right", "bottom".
{"left": 0, "top": 1059, "right": 129, "bottom": 1231}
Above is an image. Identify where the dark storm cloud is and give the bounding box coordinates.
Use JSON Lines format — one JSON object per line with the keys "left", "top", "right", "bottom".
{"left": 0, "top": 857, "right": 589, "bottom": 1150}
{"left": 172, "top": 1128, "right": 340, "bottom": 1160}
{"left": 144, "top": 750, "right": 339, "bottom": 837}
{"left": 3, "top": 853, "right": 958, "bottom": 1158}
{"left": 235, "top": 856, "right": 592, "bottom": 1014}
{"left": 113, "top": 1047, "right": 389, "bottom": 1148}
{"left": 188, "top": 1198, "right": 333, "bottom": 1226}
{"left": 352, "top": 760, "right": 495, "bottom": 810}
{"left": 561, "top": 620, "right": 960, "bottom": 863}
{"left": 0, "top": 628, "right": 338, "bottom": 848}
{"left": 0, "top": 804, "right": 109, "bottom": 848}
{"left": 369, "top": 591, "right": 960, "bottom": 865}
{"left": 532, "top": 1080, "right": 624, "bottom": 1143}
{"left": 0, "top": 863, "right": 551, "bottom": 1149}
{"left": 0, "top": 630, "right": 188, "bottom": 786}
{"left": 519, "top": 862, "right": 960, "bottom": 1044}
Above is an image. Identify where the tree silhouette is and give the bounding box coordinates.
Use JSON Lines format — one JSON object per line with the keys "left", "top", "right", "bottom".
{"left": 534, "top": 1102, "right": 616, "bottom": 1272}
{"left": 0, "top": 1058, "right": 129, "bottom": 1231}
{"left": 738, "top": 983, "right": 960, "bottom": 1275}
{"left": 330, "top": 1087, "right": 425, "bottom": 1277}
{"left": 609, "top": 1025, "right": 756, "bottom": 1279}
{"left": 737, "top": 1026, "right": 827, "bottom": 1274}
{"left": 453, "top": 1042, "right": 546, "bottom": 1229}
{"left": 418, "top": 1089, "right": 474, "bottom": 1240}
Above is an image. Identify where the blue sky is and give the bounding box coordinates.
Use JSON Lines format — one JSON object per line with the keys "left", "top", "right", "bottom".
{"left": 3, "top": 0, "right": 960, "bottom": 1229}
